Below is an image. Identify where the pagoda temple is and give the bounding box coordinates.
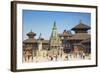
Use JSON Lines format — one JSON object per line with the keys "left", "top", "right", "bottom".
{"left": 23, "top": 30, "right": 49, "bottom": 62}
{"left": 67, "top": 20, "right": 91, "bottom": 54}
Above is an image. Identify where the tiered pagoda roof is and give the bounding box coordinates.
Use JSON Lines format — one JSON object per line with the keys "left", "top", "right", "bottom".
{"left": 23, "top": 31, "right": 49, "bottom": 44}
{"left": 23, "top": 38, "right": 37, "bottom": 44}
{"left": 23, "top": 39, "right": 49, "bottom": 44}
{"left": 71, "top": 21, "right": 90, "bottom": 31}
{"left": 68, "top": 33, "right": 90, "bottom": 40}
{"left": 27, "top": 30, "right": 36, "bottom": 39}
{"left": 27, "top": 30, "right": 36, "bottom": 36}
{"left": 68, "top": 20, "right": 91, "bottom": 41}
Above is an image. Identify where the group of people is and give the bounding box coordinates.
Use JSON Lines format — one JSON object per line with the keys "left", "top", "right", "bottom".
{"left": 23, "top": 47, "right": 89, "bottom": 62}
{"left": 23, "top": 50, "right": 33, "bottom": 62}
{"left": 64, "top": 52, "right": 86, "bottom": 61}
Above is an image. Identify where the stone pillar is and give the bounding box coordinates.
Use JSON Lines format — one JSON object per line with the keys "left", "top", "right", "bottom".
{"left": 38, "top": 42, "right": 42, "bottom": 51}
{"left": 38, "top": 40, "right": 42, "bottom": 57}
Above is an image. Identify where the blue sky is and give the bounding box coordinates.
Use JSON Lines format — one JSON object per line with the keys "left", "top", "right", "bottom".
{"left": 23, "top": 10, "right": 91, "bottom": 40}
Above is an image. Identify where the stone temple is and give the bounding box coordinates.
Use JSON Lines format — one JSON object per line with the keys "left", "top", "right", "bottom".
{"left": 49, "top": 21, "right": 63, "bottom": 57}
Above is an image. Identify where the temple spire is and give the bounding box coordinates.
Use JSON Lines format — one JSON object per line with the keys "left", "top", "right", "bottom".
{"left": 38, "top": 33, "right": 44, "bottom": 40}
{"left": 80, "top": 19, "right": 82, "bottom": 24}
{"left": 39, "top": 33, "right": 42, "bottom": 39}
{"left": 52, "top": 21, "right": 57, "bottom": 30}
{"left": 49, "top": 21, "right": 61, "bottom": 55}
{"left": 31, "top": 29, "right": 32, "bottom": 32}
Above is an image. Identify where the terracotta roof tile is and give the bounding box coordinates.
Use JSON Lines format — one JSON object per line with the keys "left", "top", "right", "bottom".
{"left": 68, "top": 33, "right": 90, "bottom": 40}
{"left": 71, "top": 23, "right": 90, "bottom": 30}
